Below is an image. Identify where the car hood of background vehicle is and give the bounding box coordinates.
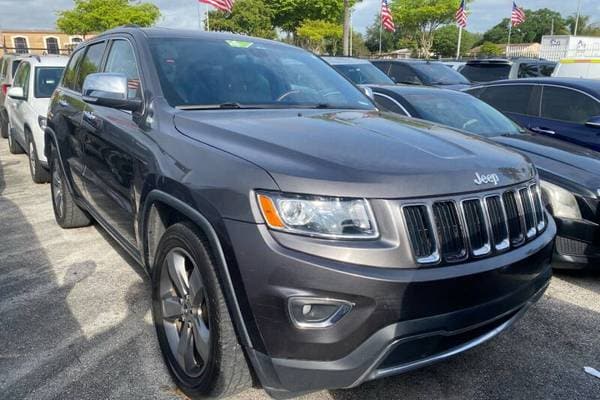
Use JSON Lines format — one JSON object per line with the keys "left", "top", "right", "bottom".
{"left": 174, "top": 109, "right": 533, "bottom": 198}
{"left": 493, "top": 133, "right": 600, "bottom": 191}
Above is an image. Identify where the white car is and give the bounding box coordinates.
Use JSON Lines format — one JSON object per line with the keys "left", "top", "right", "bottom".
{"left": 6, "top": 55, "right": 68, "bottom": 182}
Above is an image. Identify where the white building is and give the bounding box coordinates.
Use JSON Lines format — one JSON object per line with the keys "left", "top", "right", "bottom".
{"left": 540, "top": 35, "right": 600, "bottom": 61}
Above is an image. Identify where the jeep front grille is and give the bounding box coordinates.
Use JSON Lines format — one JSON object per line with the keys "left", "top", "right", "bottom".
{"left": 403, "top": 182, "right": 546, "bottom": 265}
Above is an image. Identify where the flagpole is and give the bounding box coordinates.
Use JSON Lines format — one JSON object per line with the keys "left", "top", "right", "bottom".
{"left": 206, "top": 4, "right": 210, "bottom": 31}
{"left": 379, "top": 5, "right": 383, "bottom": 55}
{"left": 456, "top": 26, "right": 462, "bottom": 60}
{"left": 350, "top": 9, "right": 353, "bottom": 56}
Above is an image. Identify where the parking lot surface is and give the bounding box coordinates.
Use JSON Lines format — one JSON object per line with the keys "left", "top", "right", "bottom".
{"left": 0, "top": 139, "right": 599, "bottom": 400}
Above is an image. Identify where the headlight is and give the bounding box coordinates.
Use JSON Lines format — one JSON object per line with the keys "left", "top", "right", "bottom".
{"left": 257, "top": 192, "right": 378, "bottom": 239}
{"left": 38, "top": 116, "right": 47, "bottom": 130}
{"left": 540, "top": 180, "right": 581, "bottom": 219}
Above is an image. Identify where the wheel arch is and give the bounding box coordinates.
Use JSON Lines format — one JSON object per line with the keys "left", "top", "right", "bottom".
{"left": 140, "top": 189, "right": 261, "bottom": 353}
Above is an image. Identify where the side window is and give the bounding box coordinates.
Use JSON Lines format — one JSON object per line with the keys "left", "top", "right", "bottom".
{"left": 75, "top": 41, "right": 107, "bottom": 92}
{"left": 389, "top": 63, "right": 421, "bottom": 84}
{"left": 374, "top": 94, "right": 407, "bottom": 115}
{"left": 479, "top": 85, "right": 534, "bottom": 115}
{"left": 104, "top": 40, "right": 141, "bottom": 99}
{"left": 541, "top": 86, "right": 600, "bottom": 124}
{"left": 46, "top": 37, "right": 60, "bottom": 55}
{"left": 14, "top": 37, "right": 29, "bottom": 54}
{"left": 373, "top": 62, "right": 390, "bottom": 75}
{"left": 62, "top": 48, "right": 84, "bottom": 91}
{"left": 517, "top": 63, "right": 540, "bottom": 78}
{"left": 465, "top": 87, "right": 485, "bottom": 98}
{"left": 12, "top": 62, "right": 31, "bottom": 98}
{"left": 0, "top": 59, "right": 6, "bottom": 79}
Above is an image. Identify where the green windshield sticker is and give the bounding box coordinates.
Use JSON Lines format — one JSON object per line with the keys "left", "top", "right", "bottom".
{"left": 226, "top": 40, "right": 254, "bottom": 48}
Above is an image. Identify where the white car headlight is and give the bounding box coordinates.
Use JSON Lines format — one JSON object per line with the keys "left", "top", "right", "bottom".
{"left": 540, "top": 180, "right": 581, "bottom": 220}
{"left": 257, "top": 192, "right": 378, "bottom": 239}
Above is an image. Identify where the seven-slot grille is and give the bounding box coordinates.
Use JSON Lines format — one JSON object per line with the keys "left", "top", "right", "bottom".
{"left": 403, "top": 182, "right": 546, "bottom": 264}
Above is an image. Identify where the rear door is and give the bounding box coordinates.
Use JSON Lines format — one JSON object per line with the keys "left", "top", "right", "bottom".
{"left": 81, "top": 37, "right": 144, "bottom": 246}
{"left": 528, "top": 85, "right": 600, "bottom": 151}
{"left": 474, "top": 83, "right": 538, "bottom": 128}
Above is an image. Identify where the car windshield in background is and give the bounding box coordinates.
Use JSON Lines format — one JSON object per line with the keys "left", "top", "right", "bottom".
{"left": 35, "top": 67, "right": 64, "bottom": 98}
{"left": 403, "top": 92, "right": 523, "bottom": 137}
{"left": 412, "top": 63, "right": 470, "bottom": 85}
{"left": 460, "top": 64, "right": 511, "bottom": 82}
{"left": 149, "top": 38, "right": 375, "bottom": 110}
{"left": 333, "top": 63, "right": 395, "bottom": 85}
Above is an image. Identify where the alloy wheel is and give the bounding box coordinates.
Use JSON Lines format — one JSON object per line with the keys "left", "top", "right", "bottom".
{"left": 29, "top": 141, "right": 36, "bottom": 175}
{"left": 52, "top": 165, "right": 64, "bottom": 219}
{"left": 160, "top": 247, "right": 211, "bottom": 377}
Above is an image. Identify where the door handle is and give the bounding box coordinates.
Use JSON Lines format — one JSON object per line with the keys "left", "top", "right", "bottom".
{"left": 83, "top": 110, "right": 97, "bottom": 122}
{"left": 530, "top": 127, "right": 556, "bottom": 135}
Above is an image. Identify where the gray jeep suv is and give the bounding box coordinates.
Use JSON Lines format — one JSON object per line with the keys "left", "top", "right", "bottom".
{"left": 45, "top": 27, "right": 556, "bottom": 399}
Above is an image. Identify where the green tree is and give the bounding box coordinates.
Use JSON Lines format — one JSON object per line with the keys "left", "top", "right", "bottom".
{"left": 208, "top": 0, "right": 275, "bottom": 39}
{"left": 390, "top": 0, "right": 465, "bottom": 58}
{"left": 565, "top": 14, "right": 600, "bottom": 36}
{"left": 481, "top": 8, "right": 568, "bottom": 44}
{"left": 56, "top": 0, "right": 160, "bottom": 37}
{"left": 297, "top": 19, "right": 343, "bottom": 54}
{"left": 270, "top": 0, "right": 347, "bottom": 35}
{"left": 364, "top": 15, "right": 415, "bottom": 54}
{"left": 432, "top": 24, "right": 479, "bottom": 57}
{"left": 479, "top": 41, "right": 503, "bottom": 57}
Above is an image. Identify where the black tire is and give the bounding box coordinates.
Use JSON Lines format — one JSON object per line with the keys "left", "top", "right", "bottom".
{"left": 0, "top": 113, "right": 7, "bottom": 139}
{"left": 7, "top": 124, "right": 24, "bottom": 154}
{"left": 27, "top": 133, "right": 50, "bottom": 184}
{"left": 152, "top": 222, "right": 252, "bottom": 399}
{"left": 49, "top": 148, "right": 91, "bottom": 229}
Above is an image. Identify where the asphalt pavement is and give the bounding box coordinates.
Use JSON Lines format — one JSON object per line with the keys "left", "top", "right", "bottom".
{"left": 0, "top": 138, "right": 599, "bottom": 400}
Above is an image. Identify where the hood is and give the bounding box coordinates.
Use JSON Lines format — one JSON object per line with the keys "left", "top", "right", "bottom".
{"left": 174, "top": 109, "right": 533, "bottom": 198}
{"left": 493, "top": 133, "right": 600, "bottom": 192}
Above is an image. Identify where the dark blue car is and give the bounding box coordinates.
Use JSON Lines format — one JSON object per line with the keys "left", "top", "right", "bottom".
{"left": 464, "top": 78, "right": 600, "bottom": 152}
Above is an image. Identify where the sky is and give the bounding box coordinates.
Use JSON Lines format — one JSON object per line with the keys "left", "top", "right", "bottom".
{"left": 0, "top": 0, "right": 599, "bottom": 34}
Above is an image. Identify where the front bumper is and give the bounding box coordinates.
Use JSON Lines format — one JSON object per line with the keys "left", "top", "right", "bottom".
{"left": 552, "top": 216, "right": 600, "bottom": 269}
{"left": 224, "top": 216, "right": 556, "bottom": 398}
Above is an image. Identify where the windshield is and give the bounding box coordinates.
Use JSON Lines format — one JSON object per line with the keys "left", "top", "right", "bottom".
{"left": 149, "top": 38, "right": 374, "bottom": 110}
{"left": 460, "top": 64, "right": 511, "bottom": 82}
{"left": 35, "top": 67, "right": 64, "bottom": 98}
{"left": 332, "top": 63, "right": 395, "bottom": 85}
{"left": 412, "top": 63, "right": 470, "bottom": 85}
{"left": 403, "top": 91, "right": 523, "bottom": 137}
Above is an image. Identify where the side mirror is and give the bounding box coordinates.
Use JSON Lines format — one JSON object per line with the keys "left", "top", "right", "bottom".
{"left": 359, "top": 85, "right": 374, "bottom": 100}
{"left": 7, "top": 86, "right": 25, "bottom": 100}
{"left": 585, "top": 116, "right": 600, "bottom": 128}
{"left": 82, "top": 73, "right": 141, "bottom": 111}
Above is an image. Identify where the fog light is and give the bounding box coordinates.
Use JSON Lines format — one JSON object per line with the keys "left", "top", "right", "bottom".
{"left": 288, "top": 297, "right": 353, "bottom": 329}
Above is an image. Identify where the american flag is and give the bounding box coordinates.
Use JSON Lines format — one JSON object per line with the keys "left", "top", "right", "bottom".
{"left": 511, "top": 2, "right": 526, "bottom": 26}
{"left": 381, "top": 0, "right": 395, "bottom": 32}
{"left": 455, "top": 0, "right": 467, "bottom": 28}
{"left": 199, "top": 0, "right": 234, "bottom": 13}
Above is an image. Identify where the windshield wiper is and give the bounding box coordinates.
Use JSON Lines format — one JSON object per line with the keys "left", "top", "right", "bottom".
{"left": 177, "top": 103, "right": 264, "bottom": 110}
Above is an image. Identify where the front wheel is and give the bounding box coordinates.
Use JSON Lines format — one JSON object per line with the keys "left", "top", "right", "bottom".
{"left": 28, "top": 135, "right": 50, "bottom": 183}
{"left": 152, "top": 222, "right": 252, "bottom": 399}
{"left": 50, "top": 149, "right": 91, "bottom": 228}
{"left": 0, "top": 114, "right": 8, "bottom": 139}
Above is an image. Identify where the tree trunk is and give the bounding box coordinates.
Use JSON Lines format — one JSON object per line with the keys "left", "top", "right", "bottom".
{"left": 342, "top": 0, "right": 350, "bottom": 56}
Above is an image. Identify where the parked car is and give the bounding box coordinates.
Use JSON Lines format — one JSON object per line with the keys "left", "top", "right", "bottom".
{"left": 371, "top": 59, "right": 472, "bottom": 90}
{"left": 46, "top": 27, "right": 555, "bottom": 399}
{"left": 460, "top": 59, "right": 556, "bottom": 83}
{"left": 323, "top": 56, "right": 395, "bottom": 85}
{"left": 465, "top": 78, "right": 600, "bottom": 152}
{"left": 372, "top": 85, "right": 599, "bottom": 269}
{"left": 0, "top": 53, "right": 24, "bottom": 138}
{"left": 552, "top": 58, "right": 600, "bottom": 79}
{"left": 5, "top": 55, "right": 68, "bottom": 182}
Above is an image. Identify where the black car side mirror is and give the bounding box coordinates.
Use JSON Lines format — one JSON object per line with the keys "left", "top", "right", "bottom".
{"left": 82, "top": 72, "right": 142, "bottom": 112}
{"left": 585, "top": 116, "right": 600, "bottom": 129}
